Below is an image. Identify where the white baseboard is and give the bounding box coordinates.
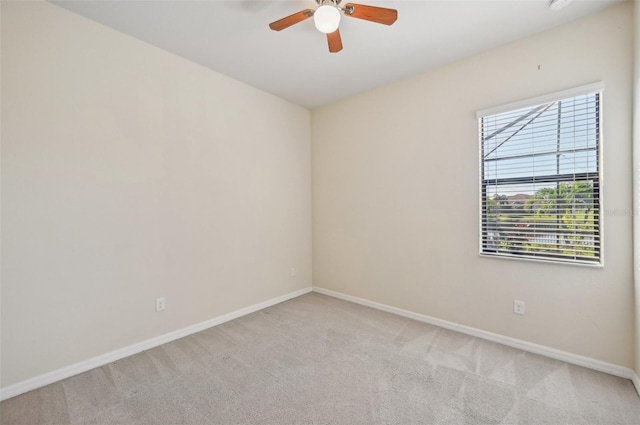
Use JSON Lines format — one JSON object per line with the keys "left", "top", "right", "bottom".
{"left": 0, "top": 286, "right": 313, "bottom": 401}
{"left": 312, "top": 286, "right": 640, "bottom": 397}
{"left": 4, "top": 285, "right": 639, "bottom": 401}
{"left": 632, "top": 371, "right": 640, "bottom": 397}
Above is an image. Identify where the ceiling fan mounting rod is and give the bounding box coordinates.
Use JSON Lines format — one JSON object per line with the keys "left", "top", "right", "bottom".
{"left": 316, "top": 0, "right": 342, "bottom": 7}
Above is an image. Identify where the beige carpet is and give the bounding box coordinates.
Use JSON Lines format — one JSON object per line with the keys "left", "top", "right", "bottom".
{"left": 1, "top": 292, "right": 639, "bottom": 424}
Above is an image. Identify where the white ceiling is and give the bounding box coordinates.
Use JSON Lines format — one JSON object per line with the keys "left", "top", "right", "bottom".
{"left": 51, "top": 0, "right": 622, "bottom": 109}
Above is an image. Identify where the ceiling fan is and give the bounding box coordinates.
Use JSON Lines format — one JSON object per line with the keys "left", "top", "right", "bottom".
{"left": 268, "top": 0, "right": 398, "bottom": 53}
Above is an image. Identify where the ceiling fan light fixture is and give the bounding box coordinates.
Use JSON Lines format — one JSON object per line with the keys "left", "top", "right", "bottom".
{"left": 314, "top": 4, "right": 341, "bottom": 34}
{"left": 548, "top": 0, "right": 572, "bottom": 11}
{"left": 268, "top": 0, "right": 397, "bottom": 52}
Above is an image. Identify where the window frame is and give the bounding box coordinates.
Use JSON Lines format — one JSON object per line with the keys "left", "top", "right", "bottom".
{"left": 476, "top": 82, "right": 604, "bottom": 267}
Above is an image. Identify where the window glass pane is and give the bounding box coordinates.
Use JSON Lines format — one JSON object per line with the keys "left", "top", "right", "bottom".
{"left": 480, "top": 90, "right": 600, "bottom": 264}
{"left": 482, "top": 181, "right": 598, "bottom": 260}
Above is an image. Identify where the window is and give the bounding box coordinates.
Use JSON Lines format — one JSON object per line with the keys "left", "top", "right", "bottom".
{"left": 478, "top": 83, "right": 602, "bottom": 265}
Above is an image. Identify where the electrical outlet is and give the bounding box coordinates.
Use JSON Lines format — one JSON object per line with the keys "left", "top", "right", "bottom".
{"left": 156, "top": 297, "right": 166, "bottom": 312}
{"left": 290, "top": 267, "right": 296, "bottom": 277}
{"left": 514, "top": 300, "right": 525, "bottom": 315}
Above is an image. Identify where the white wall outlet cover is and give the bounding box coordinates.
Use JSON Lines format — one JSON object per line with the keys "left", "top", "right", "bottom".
{"left": 156, "top": 297, "right": 166, "bottom": 312}
{"left": 514, "top": 300, "right": 525, "bottom": 315}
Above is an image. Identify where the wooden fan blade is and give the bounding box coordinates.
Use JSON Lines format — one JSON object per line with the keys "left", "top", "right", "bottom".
{"left": 327, "top": 29, "right": 343, "bottom": 53}
{"left": 269, "top": 9, "right": 314, "bottom": 31}
{"left": 344, "top": 3, "right": 397, "bottom": 25}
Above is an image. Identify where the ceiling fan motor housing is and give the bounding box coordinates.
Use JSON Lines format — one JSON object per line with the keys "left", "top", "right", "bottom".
{"left": 316, "top": 0, "right": 342, "bottom": 6}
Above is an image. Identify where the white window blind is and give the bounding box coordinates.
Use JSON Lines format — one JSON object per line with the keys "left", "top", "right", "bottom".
{"left": 479, "top": 85, "right": 602, "bottom": 265}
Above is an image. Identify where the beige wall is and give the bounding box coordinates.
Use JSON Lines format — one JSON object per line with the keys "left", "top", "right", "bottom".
{"left": 1, "top": 1, "right": 311, "bottom": 387}
{"left": 1, "top": 0, "right": 636, "bottom": 391}
{"left": 313, "top": 3, "right": 634, "bottom": 367}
